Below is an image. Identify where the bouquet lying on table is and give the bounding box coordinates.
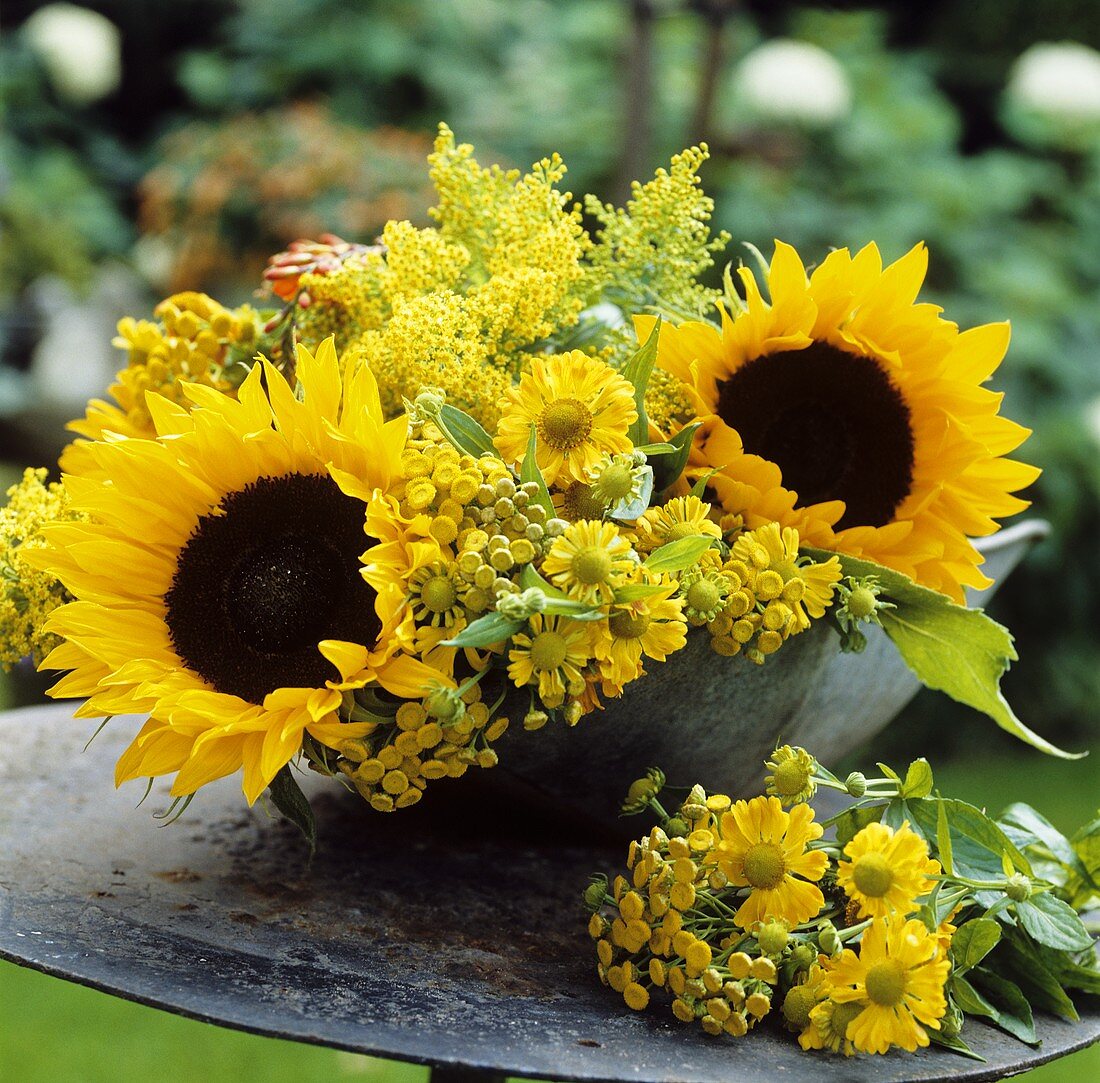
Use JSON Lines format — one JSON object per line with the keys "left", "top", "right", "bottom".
{"left": 587, "top": 746, "right": 1099, "bottom": 1062}
{"left": 0, "top": 126, "right": 1077, "bottom": 825}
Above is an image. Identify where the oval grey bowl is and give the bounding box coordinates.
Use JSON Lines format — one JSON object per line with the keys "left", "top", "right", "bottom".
{"left": 493, "top": 520, "right": 1050, "bottom": 822}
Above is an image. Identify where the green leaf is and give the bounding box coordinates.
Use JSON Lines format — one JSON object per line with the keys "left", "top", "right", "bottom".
{"left": 268, "top": 767, "right": 316, "bottom": 856}
{"left": 969, "top": 968, "right": 1039, "bottom": 1045}
{"left": 624, "top": 317, "right": 661, "bottom": 445}
{"left": 908, "top": 798, "right": 1031, "bottom": 880}
{"left": 832, "top": 804, "right": 884, "bottom": 847}
{"left": 1000, "top": 803, "right": 1098, "bottom": 892}
{"left": 937, "top": 797, "right": 954, "bottom": 876}
{"left": 805, "top": 549, "right": 1083, "bottom": 759}
{"left": 613, "top": 582, "right": 670, "bottom": 603}
{"left": 517, "top": 563, "right": 568, "bottom": 599}
{"left": 1015, "top": 892, "right": 1095, "bottom": 952}
{"left": 951, "top": 974, "right": 997, "bottom": 1018}
{"left": 520, "top": 426, "right": 554, "bottom": 518}
{"left": 644, "top": 535, "right": 714, "bottom": 573}
{"left": 902, "top": 758, "right": 934, "bottom": 798}
{"left": 438, "top": 403, "right": 498, "bottom": 458}
{"left": 1058, "top": 960, "right": 1100, "bottom": 995}
{"left": 633, "top": 442, "right": 675, "bottom": 455}
{"left": 952, "top": 919, "right": 1002, "bottom": 972}
{"left": 540, "top": 598, "right": 605, "bottom": 620}
{"left": 443, "top": 612, "right": 524, "bottom": 648}
{"left": 650, "top": 422, "right": 701, "bottom": 493}
{"left": 928, "top": 1030, "right": 986, "bottom": 1062}
{"left": 690, "top": 468, "right": 720, "bottom": 499}
{"left": 998, "top": 933, "right": 1079, "bottom": 1021}
{"left": 877, "top": 761, "right": 903, "bottom": 785}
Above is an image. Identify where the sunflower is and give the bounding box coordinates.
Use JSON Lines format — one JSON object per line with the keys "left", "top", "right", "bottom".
{"left": 594, "top": 579, "right": 688, "bottom": 686}
{"left": 715, "top": 795, "right": 828, "bottom": 928}
{"left": 635, "top": 241, "right": 1040, "bottom": 601}
{"left": 33, "top": 339, "right": 445, "bottom": 805}
{"left": 507, "top": 612, "right": 593, "bottom": 708}
{"left": 825, "top": 915, "right": 950, "bottom": 1054}
{"left": 837, "top": 821, "right": 941, "bottom": 920}
{"left": 541, "top": 519, "right": 636, "bottom": 604}
{"left": 494, "top": 351, "right": 637, "bottom": 486}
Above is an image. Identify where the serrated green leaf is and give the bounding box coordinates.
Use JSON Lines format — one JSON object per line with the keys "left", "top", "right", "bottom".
{"left": 902, "top": 758, "right": 934, "bottom": 798}
{"left": 644, "top": 534, "right": 714, "bottom": 573}
{"left": 969, "top": 968, "right": 1039, "bottom": 1045}
{"left": 1015, "top": 892, "right": 1094, "bottom": 952}
{"left": 651, "top": 422, "right": 701, "bottom": 493}
{"left": 832, "top": 804, "right": 884, "bottom": 847}
{"left": 805, "top": 549, "right": 1082, "bottom": 759}
{"left": 520, "top": 426, "right": 554, "bottom": 518}
{"left": 624, "top": 317, "right": 660, "bottom": 445}
{"left": 268, "top": 767, "right": 316, "bottom": 856}
{"left": 908, "top": 798, "right": 1031, "bottom": 879}
{"left": 443, "top": 612, "right": 524, "bottom": 648}
{"left": 438, "top": 403, "right": 498, "bottom": 458}
{"left": 952, "top": 919, "right": 1002, "bottom": 972}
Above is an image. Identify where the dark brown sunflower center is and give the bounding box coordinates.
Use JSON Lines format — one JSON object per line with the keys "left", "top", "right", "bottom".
{"left": 165, "top": 473, "right": 379, "bottom": 704}
{"left": 716, "top": 342, "right": 914, "bottom": 531}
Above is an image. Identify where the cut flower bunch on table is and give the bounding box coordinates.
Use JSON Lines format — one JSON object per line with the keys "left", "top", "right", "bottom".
{"left": 586, "top": 747, "right": 1100, "bottom": 1061}
{"left": 0, "top": 125, "right": 1078, "bottom": 844}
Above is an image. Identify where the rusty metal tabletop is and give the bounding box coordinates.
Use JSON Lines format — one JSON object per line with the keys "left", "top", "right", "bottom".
{"left": 1, "top": 704, "right": 1097, "bottom": 1083}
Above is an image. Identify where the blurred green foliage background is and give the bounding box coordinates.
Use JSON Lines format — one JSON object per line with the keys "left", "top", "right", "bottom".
{"left": 1, "top": 0, "right": 1097, "bottom": 1079}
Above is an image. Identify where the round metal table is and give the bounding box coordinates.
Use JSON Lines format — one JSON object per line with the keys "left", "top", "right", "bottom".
{"left": 1, "top": 705, "right": 1097, "bottom": 1082}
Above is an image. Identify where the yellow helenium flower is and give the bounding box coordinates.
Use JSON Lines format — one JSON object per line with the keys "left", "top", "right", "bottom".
{"left": 731, "top": 522, "right": 840, "bottom": 633}
{"left": 716, "top": 795, "right": 828, "bottom": 928}
{"left": 837, "top": 821, "right": 942, "bottom": 920}
{"left": 636, "top": 240, "right": 1040, "bottom": 602}
{"left": 764, "top": 745, "right": 818, "bottom": 805}
{"left": 799, "top": 997, "right": 864, "bottom": 1057}
{"left": 507, "top": 612, "right": 593, "bottom": 708}
{"left": 495, "top": 351, "right": 637, "bottom": 485}
{"left": 633, "top": 495, "right": 722, "bottom": 554}
{"left": 594, "top": 580, "right": 688, "bottom": 686}
{"left": 541, "top": 519, "right": 635, "bottom": 604}
{"left": 826, "top": 916, "right": 950, "bottom": 1054}
{"left": 30, "top": 339, "right": 446, "bottom": 805}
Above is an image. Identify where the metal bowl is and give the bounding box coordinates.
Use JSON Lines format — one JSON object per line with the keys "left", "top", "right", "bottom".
{"left": 493, "top": 521, "right": 1050, "bottom": 821}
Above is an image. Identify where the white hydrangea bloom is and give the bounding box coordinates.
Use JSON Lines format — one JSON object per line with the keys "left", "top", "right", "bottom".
{"left": 23, "top": 3, "right": 121, "bottom": 106}
{"left": 1006, "top": 42, "right": 1100, "bottom": 120}
{"left": 733, "top": 39, "right": 852, "bottom": 126}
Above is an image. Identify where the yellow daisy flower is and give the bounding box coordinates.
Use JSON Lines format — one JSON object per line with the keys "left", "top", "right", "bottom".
{"left": 782, "top": 962, "right": 829, "bottom": 1033}
{"left": 715, "top": 795, "right": 828, "bottom": 928}
{"left": 764, "top": 745, "right": 818, "bottom": 805}
{"left": 826, "top": 915, "right": 950, "bottom": 1054}
{"left": 541, "top": 519, "right": 635, "bottom": 604}
{"left": 494, "top": 351, "right": 637, "bottom": 486}
{"left": 31, "top": 339, "right": 444, "bottom": 805}
{"left": 594, "top": 579, "right": 688, "bottom": 686}
{"left": 507, "top": 612, "right": 593, "bottom": 708}
{"left": 837, "top": 821, "right": 942, "bottom": 920}
{"left": 731, "top": 522, "right": 840, "bottom": 633}
{"left": 633, "top": 495, "right": 723, "bottom": 554}
{"left": 799, "top": 997, "right": 864, "bottom": 1057}
{"left": 636, "top": 240, "right": 1040, "bottom": 602}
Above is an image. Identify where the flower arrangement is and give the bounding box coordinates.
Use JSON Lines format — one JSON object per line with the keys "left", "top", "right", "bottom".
{"left": 0, "top": 124, "right": 1076, "bottom": 842}
{"left": 586, "top": 747, "right": 1100, "bottom": 1061}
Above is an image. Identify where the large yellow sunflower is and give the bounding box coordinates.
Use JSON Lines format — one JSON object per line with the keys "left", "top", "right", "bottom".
{"left": 494, "top": 351, "right": 637, "bottom": 485}
{"left": 636, "top": 241, "right": 1040, "bottom": 601}
{"left": 29, "top": 339, "right": 444, "bottom": 804}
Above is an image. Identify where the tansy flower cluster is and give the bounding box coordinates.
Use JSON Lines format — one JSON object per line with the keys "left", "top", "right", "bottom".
{"left": 588, "top": 747, "right": 1100, "bottom": 1061}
